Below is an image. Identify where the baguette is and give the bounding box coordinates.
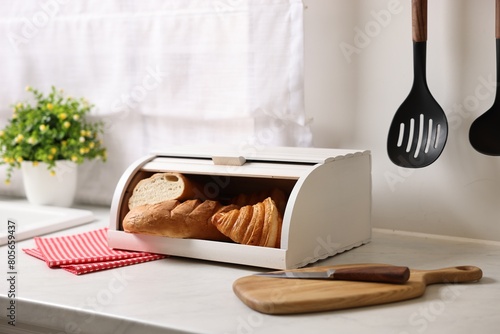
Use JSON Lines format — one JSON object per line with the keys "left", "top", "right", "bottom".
{"left": 128, "top": 173, "right": 200, "bottom": 209}
{"left": 123, "top": 199, "right": 238, "bottom": 241}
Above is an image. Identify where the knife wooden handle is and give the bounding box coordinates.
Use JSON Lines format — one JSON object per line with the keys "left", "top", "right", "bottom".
{"left": 331, "top": 265, "right": 410, "bottom": 284}
{"left": 496, "top": 0, "right": 500, "bottom": 38}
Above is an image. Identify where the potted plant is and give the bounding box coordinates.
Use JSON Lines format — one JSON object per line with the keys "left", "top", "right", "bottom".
{"left": 0, "top": 86, "right": 107, "bottom": 206}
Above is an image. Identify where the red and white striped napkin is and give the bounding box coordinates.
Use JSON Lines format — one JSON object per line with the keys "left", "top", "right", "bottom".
{"left": 23, "top": 228, "right": 166, "bottom": 275}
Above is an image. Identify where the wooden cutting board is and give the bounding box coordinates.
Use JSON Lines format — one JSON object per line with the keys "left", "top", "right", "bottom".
{"left": 233, "top": 263, "right": 482, "bottom": 314}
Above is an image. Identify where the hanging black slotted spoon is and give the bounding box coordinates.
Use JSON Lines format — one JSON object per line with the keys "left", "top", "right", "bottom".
{"left": 469, "top": 0, "right": 500, "bottom": 156}
{"left": 387, "top": 0, "right": 448, "bottom": 168}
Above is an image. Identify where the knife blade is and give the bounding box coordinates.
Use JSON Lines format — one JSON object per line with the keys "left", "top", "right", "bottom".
{"left": 255, "top": 265, "right": 410, "bottom": 284}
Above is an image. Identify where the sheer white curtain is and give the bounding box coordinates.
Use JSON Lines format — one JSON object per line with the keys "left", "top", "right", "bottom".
{"left": 0, "top": 0, "right": 311, "bottom": 205}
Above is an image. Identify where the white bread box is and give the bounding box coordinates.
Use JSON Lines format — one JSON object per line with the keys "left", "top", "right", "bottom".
{"left": 108, "top": 146, "right": 371, "bottom": 269}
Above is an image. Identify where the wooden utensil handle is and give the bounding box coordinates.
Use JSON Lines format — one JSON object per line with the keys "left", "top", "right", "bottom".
{"left": 332, "top": 265, "right": 410, "bottom": 284}
{"left": 496, "top": 0, "right": 500, "bottom": 39}
{"left": 420, "top": 266, "right": 483, "bottom": 285}
{"left": 412, "top": 0, "right": 427, "bottom": 42}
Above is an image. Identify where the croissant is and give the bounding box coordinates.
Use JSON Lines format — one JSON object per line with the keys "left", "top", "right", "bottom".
{"left": 211, "top": 197, "right": 282, "bottom": 248}
{"left": 123, "top": 199, "right": 238, "bottom": 241}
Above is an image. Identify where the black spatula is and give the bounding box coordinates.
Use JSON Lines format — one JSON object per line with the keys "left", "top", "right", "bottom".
{"left": 387, "top": 0, "right": 448, "bottom": 168}
{"left": 469, "top": 0, "right": 500, "bottom": 156}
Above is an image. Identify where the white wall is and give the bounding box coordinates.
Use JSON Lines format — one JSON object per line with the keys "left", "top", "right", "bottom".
{"left": 304, "top": 0, "right": 499, "bottom": 241}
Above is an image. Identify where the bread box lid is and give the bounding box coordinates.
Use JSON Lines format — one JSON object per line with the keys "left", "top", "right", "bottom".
{"left": 153, "top": 145, "right": 360, "bottom": 164}
{"left": 108, "top": 146, "right": 372, "bottom": 269}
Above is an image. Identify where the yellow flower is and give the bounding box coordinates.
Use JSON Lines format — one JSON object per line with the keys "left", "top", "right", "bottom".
{"left": 32, "top": 161, "right": 39, "bottom": 166}
{"left": 79, "top": 136, "right": 85, "bottom": 143}
{"left": 46, "top": 103, "right": 53, "bottom": 110}
{"left": 50, "top": 170, "right": 56, "bottom": 176}
{"left": 0, "top": 130, "right": 4, "bottom": 137}
{"left": 39, "top": 124, "right": 47, "bottom": 132}
{"left": 16, "top": 157, "right": 23, "bottom": 163}
{"left": 79, "top": 148, "right": 86, "bottom": 154}
{"left": 5, "top": 179, "right": 10, "bottom": 185}
{"left": 63, "top": 121, "right": 71, "bottom": 128}
{"left": 48, "top": 154, "right": 54, "bottom": 160}
{"left": 89, "top": 142, "right": 95, "bottom": 149}
{"left": 71, "top": 155, "right": 78, "bottom": 162}
{"left": 73, "top": 114, "right": 80, "bottom": 121}
{"left": 61, "top": 140, "right": 67, "bottom": 147}
{"left": 50, "top": 147, "right": 57, "bottom": 154}
{"left": 27, "top": 137, "right": 36, "bottom": 145}
{"left": 14, "top": 134, "right": 24, "bottom": 143}
{"left": 59, "top": 113, "right": 67, "bottom": 120}
{"left": 16, "top": 102, "right": 23, "bottom": 109}
{"left": 25, "top": 85, "right": 31, "bottom": 91}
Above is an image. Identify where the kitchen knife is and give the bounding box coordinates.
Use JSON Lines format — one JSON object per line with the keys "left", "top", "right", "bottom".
{"left": 255, "top": 265, "right": 410, "bottom": 284}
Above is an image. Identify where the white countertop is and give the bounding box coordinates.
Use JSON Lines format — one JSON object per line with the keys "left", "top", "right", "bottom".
{"left": 1, "top": 204, "right": 500, "bottom": 334}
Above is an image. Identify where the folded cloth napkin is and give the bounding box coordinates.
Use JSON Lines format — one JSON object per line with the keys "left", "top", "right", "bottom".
{"left": 23, "top": 228, "right": 166, "bottom": 275}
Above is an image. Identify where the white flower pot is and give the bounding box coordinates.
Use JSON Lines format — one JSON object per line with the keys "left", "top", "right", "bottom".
{"left": 21, "top": 160, "right": 78, "bottom": 207}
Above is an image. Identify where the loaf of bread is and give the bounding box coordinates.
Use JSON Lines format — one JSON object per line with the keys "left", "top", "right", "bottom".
{"left": 128, "top": 173, "right": 200, "bottom": 209}
{"left": 211, "top": 197, "right": 282, "bottom": 248}
{"left": 123, "top": 199, "right": 238, "bottom": 241}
